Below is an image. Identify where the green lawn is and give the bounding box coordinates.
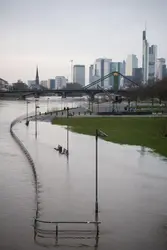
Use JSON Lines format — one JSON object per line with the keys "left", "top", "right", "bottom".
{"left": 52, "top": 117, "right": 167, "bottom": 158}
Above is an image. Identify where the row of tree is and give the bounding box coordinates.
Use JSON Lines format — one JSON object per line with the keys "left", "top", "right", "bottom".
{"left": 10, "top": 78, "right": 167, "bottom": 104}
{"left": 11, "top": 80, "right": 83, "bottom": 91}
{"left": 126, "top": 78, "right": 167, "bottom": 104}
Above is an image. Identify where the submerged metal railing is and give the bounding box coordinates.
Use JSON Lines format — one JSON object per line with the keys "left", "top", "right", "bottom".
{"left": 34, "top": 219, "right": 100, "bottom": 248}
{"left": 10, "top": 115, "right": 39, "bottom": 216}
{"left": 10, "top": 113, "right": 101, "bottom": 248}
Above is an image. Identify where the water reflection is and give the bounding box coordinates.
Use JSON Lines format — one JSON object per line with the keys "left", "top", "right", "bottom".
{"left": 139, "top": 146, "right": 146, "bottom": 156}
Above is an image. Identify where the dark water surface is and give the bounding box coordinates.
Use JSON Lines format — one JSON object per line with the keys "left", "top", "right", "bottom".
{"left": 1, "top": 98, "right": 167, "bottom": 250}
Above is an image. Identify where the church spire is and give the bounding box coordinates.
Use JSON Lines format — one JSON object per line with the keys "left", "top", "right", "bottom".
{"left": 35, "top": 66, "right": 39, "bottom": 85}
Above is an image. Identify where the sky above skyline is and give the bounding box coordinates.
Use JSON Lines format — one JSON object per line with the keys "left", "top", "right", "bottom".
{"left": 0, "top": 0, "right": 167, "bottom": 83}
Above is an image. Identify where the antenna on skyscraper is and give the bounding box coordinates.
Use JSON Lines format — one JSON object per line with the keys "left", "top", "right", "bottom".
{"left": 145, "top": 21, "right": 147, "bottom": 32}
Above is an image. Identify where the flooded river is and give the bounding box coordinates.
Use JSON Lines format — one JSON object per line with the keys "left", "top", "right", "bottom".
{"left": 0, "top": 98, "right": 167, "bottom": 250}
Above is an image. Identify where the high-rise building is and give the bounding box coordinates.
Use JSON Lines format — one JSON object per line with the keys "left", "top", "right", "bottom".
{"left": 89, "top": 58, "right": 125, "bottom": 89}
{"left": 142, "top": 30, "right": 158, "bottom": 83}
{"left": 126, "top": 54, "right": 138, "bottom": 76}
{"left": 122, "top": 60, "right": 126, "bottom": 75}
{"left": 132, "top": 68, "right": 143, "bottom": 83}
{"left": 48, "top": 79, "right": 55, "bottom": 89}
{"left": 55, "top": 76, "right": 67, "bottom": 89}
{"left": 142, "top": 30, "right": 149, "bottom": 84}
{"left": 148, "top": 45, "right": 157, "bottom": 81}
{"left": 156, "top": 58, "right": 166, "bottom": 80}
{"left": 163, "top": 65, "right": 167, "bottom": 78}
{"left": 89, "top": 64, "right": 94, "bottom": 84}
{"left": 92, "top": 58, "right": 112, "bottom": 88}
{"left": 73, "top": 65, "right": 85, "bottom": 86}
{"left": 110, "top": 62, "right": 125, "bottom": 89}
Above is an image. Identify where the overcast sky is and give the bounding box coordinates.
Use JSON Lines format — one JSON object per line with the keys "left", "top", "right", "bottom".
{"left": 0, "top": 0, "right": 166, "bottom": 83}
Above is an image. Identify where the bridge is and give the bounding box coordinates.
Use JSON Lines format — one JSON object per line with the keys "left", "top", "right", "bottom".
{"left": 0, "top": 72, "right": 138, "bottom": 100}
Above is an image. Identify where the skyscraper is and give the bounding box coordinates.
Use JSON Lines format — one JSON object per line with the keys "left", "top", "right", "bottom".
{"left": 148, "top": 45, "right": 157, "bottom": 81}
{"left": 156, "top": 58, "right": 166, "bottom": 80}
{"left": 142, "top": 30, "right": 158, "bottom": 83}
{"left": 73, "top": 65, "right": 85, "bottom": 86}
{"left": 55, "top": 76, "right": 67, "bottom": 89}
{"left": 122, "top": 60, "right": 126, "bottom": 75}
{"left": 132, "top": 68, "right": 143, "bottom": 83}
{"left": 110, "top": 62, "right": 124, "bottom": 90}
{"left": 142, "top": 30, "right": 149, "bottom": 84}
{"left": 93, "top": 58, "right": 112, "bottom": 88}
{"left": 89, "top": 64, "right": 94, "bottom": 84}
{"left": 126, "top": 54, "right": 138, "bottom": 76}
{"left": 90, "top": 59, "right": 125, "bottom": 89}
{"left": 47, "top": 79, "right": 55, "bottom": 89}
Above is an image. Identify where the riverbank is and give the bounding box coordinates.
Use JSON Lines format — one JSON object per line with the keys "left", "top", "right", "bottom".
{"left": 52, "top": 117, "right": 167, "bottom": 158}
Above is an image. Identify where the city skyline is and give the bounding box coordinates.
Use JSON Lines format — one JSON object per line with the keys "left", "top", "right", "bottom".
{"left": 0, "top": 0, "right": 167, "bottom": 83}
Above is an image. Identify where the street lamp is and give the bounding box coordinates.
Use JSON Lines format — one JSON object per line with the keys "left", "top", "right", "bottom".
{"left": 35, "top": 99, "right": 40, "bottom": 139}
{"left": 97, "top": 98, "right": 99, "bottom": 113}
{"left": 66, "top": 107, "right": 69, "bottom": 156}
{"left": 25, "top": 100, "right": 30, "bottom": 126}
{"left": 70, "top": 60, "right": 73, "bottom": 83}
{"left": 95, "top": 129, "right": 108, "bottom": 223}
{"left": 61, "top": 97, "right": 63, "bottom": 110}
{"left": 47, "top": 98, "right": 50, "bottom": 113}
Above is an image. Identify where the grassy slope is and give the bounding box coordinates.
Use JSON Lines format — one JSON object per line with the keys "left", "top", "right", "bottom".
{"left": 52, "top": 117, "right": 167, "bottom": 157}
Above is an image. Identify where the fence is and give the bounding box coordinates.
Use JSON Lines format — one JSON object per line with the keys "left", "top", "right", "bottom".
{"left": 10, "top": 115, "right": 39, "bottom": 210}
{"left": 10, "top": 114, "right": 100, "bottom": 248}
{"left": 34, "top": 219, "right": 100, "bottom": 248}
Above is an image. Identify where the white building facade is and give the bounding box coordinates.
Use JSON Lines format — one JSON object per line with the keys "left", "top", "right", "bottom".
{"left": 89, "top": 64, "right": 94, "bottom": 84}
{"left": 55, "top": 76, "right": 67, "bottom": 89}
{"left": 156, "top": 58, "right": 166, "bottom": 80}
{"left": 73, "top": 65, "right": 85, "bottom": 86}
{"left": 148, "top": 45, "right": 157, "bottom": 81}
{"left": 92, "top": 58, "right": 112, "bottom": 88}
{"left": 126, "top": 54, "right": 138, "bottom": 76}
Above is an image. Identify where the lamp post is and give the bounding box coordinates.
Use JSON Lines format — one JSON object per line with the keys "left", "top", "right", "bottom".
{"left": 97, "top": 98, "right": 99, "bottom": 113}
{"left": 35, "top": 99, "right": 40, "bottom": 139}
{"left": 66, "top": 107, "right": 69, "bottom": 156}
{"left": 95, "top": 129, "right": 107, "bottom": 221}
{"left": 47, "top": 98, "right": 50, "bottom": 113}
{"left": 25, "top": 100, "right": 30, "bottom": 126}
{"left": 61, "top": 97, "right": 63, "bottom": 110}
{"left": 70, "top": 60, "right": 73, "bottom": 83}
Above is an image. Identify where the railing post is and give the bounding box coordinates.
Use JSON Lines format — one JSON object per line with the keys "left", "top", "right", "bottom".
{"left": 56, "top": 223, "right": 58, "bottom": 244}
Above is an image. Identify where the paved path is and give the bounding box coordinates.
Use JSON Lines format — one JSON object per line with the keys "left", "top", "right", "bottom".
{"left": 28, "top": 106, "right": 167, "bottom": 123}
